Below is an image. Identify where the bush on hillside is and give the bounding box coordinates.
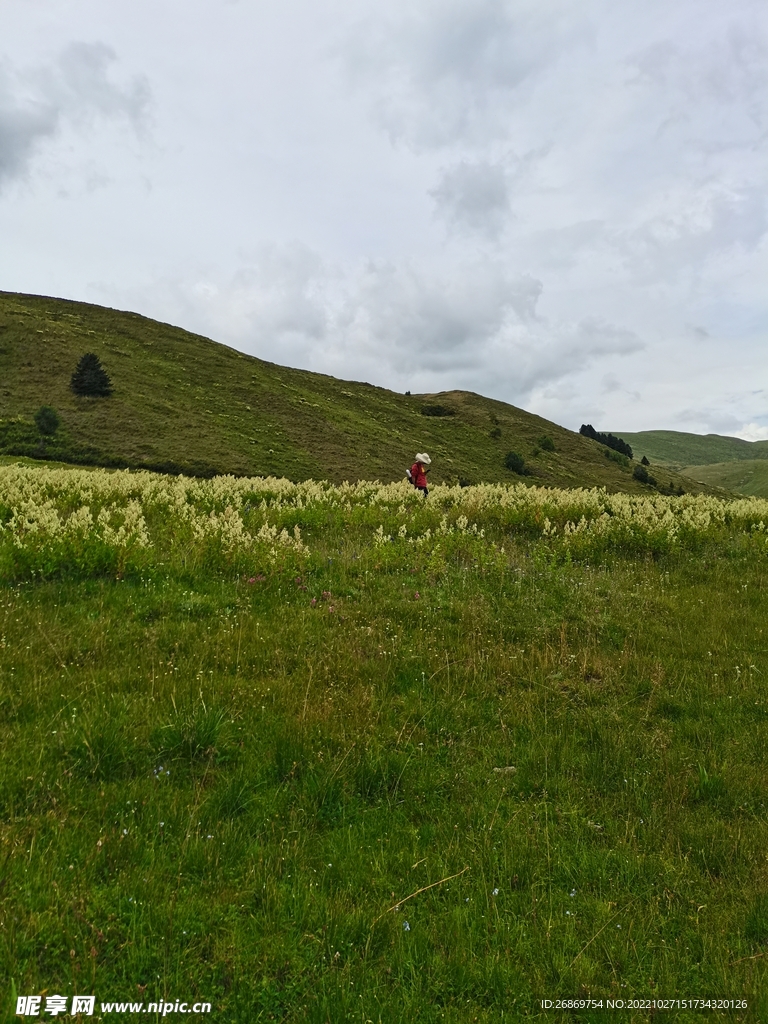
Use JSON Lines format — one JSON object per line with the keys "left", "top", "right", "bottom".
{"left": 580, "top": 423, "right": 633, "bottom": 459}
{"left": 421, "top": 404, "right": 455, "bottom": 417}
{"left": 489, "top": 427, "right": 501, "bottom": 439}
{"left": 641, "top": 455, "right": 650, "bottom": 466}
{"left": 34, "top": 406, "right": 60, "bottom": 436}
{"left": 538, "top": 435, "right": 555, "bottom": 452}
{"left": 505, "top": 451, "right": 526, "bottom": 475}
{"left": 71, "top": 353, "right": 113, "bottom": 397}
{"left": 603, "top": 448, "right": 629, "bottom": 468}
{"left": 633, "top": 464, "right": 656, "bottom": 485}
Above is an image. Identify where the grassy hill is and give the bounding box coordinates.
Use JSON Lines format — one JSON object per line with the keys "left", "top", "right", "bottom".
{"left": 616, "top": 429, "right": 768, "bottom": 470}
{"left": 614, "top": 430, "right": 768, "bottom": 497}
{"left": 681, "top": 459, "right": 768, "bottom": 498}
{"left": 0, "top": 291, "right": 704, "bottom": 492}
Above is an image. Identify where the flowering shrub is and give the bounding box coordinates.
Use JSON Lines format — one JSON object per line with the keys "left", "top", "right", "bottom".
{"left": 1, "top": 463, "right": 767, "bottom": 578}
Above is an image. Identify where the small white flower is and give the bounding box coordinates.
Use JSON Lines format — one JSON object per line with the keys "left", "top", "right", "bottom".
{"left": 403, "top": 921, "right": 410, "bottom": 931}
{"left": 492, "top": 888, "right": 499, "bottom": 897}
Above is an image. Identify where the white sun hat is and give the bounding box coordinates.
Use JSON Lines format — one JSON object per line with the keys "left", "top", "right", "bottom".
{"left": 415, "top": 452, "right": 432, "bottom": 464}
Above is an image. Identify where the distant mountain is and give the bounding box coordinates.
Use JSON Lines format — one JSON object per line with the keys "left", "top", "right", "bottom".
{"left": 614, "top": 430, "right": 768, "bottom": 470}
{"left": 0, "top": 292, "right": 706, "bottom": 493}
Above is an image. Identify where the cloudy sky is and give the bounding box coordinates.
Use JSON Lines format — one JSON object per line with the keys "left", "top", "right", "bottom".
{"left": 2, "top": 0, "right": 767, "bottom": 437}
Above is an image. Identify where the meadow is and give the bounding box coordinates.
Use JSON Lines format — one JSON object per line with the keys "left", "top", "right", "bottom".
{"left": 2, "top": 464, "right": 768, "bottom": 1022}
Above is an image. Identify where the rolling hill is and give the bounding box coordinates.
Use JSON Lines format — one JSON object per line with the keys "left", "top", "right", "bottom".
{"left": 680, "top": 460, "right": 768, "bottom": 498}
{"left": 0, "top": 291, "right": 706, "bottom": 493}
{"left": 616, "top": 429, "right": 768, "bottom": 470}
{"left": 614, "top": 430, "right": 768, "bottom": 497}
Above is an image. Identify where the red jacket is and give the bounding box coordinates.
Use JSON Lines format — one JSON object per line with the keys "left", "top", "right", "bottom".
{"left": 410, "top": 462, "right": 428, "bottom": 488}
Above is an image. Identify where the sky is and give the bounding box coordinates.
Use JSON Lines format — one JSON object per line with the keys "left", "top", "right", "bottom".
{"left": 1, "top": 0, "right": 767, "bottom": 437}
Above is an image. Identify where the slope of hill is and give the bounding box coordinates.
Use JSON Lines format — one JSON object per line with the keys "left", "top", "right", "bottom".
{"left": 0, "top": 291, "right": 705, "bottom": 492}
{"left": 616, "top": 429, "right": 768, "bottom": 470}
{"left": 681, "top": 460, "right": 768, "bottom": 498}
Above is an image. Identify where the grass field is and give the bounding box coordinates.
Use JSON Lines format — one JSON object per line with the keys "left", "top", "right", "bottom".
{"left": 2, "top": 464, "right": 768, "bottom": 1022}
{"left": 0, "top": 291, "right": 704, "bottom": 496}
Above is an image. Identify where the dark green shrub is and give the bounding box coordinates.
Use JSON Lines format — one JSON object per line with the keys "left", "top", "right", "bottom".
{"left": 641, "top": 455, "right": 650, "bottom": 466}
{"left": 34, "top": 405, "right": 60, "bottom": 435}
{"left": 505, "top": 451, "right": 526, "bottom": 474}
{"left": 633, "top": 464, "right": 649, "bottom": 483}
{"left": 70, "top": 353, "right": 113, "bottom": 397}
{"left": 421, "top": 404, "right": 455, "bottom": 417}
{"left": 538, "top": 434, "right": 555, "bottom": 452}
{"left": 489, "top": 427, "right": 501, "bottom": 439}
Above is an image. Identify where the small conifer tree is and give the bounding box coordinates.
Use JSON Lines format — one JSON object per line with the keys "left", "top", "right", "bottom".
{"left": 70, "top": 353, "right": 113, "bottom": 397}
{"left": 34, "top": 406, "right": 60, "bottom": 435}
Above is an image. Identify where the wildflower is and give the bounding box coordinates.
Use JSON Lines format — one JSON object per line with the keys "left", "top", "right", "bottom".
{"left": 492, "top": 888, "right": 499, "bottom": 897}
{"left": 403, "top": 921, "right": 410, "bottom": 931}
{"left": 322, "top": 590, "right": 331, "bottom": 601}
{"left": 310, "top": 597, "right": 317, "bottom": 607}
{"left": 248, "top": 577, "right": 256, "bottom": 584}
{"left": 414, "top": 592, "right": 420, "bottom": 599}
{"left": 328, "top": 605, "right": 335, "bottom": 613}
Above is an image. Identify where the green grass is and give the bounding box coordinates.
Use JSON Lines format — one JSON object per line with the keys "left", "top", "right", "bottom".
{"left": 0, "top": 290, "right": 704, "bottom": 494}
{"left": 682, "top": 461, "right": 768, "bottom": 498}
{"left": 2, "top": 473, "right": 767, "bottom": 1021}
{"left": 614, "top": 431, "right": 768, "bottom": 472}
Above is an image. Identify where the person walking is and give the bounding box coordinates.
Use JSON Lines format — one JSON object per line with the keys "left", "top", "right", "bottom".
{"left": 410, "top": 453, "right": 431, "bottom": 496}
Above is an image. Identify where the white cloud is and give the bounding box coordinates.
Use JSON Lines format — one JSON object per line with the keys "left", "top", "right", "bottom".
{"left": 1, "top": 0, "right": 766, "bottom": 438}
{"left": 737, "top": 422, "right": 768, "bottom": 441}
{"left": 0, "top": 42, "right": 150, "bottom": 190}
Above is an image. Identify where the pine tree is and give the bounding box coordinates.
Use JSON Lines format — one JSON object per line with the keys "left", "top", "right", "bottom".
{"left": 70, "top": 353, "right": 113, "bottom": 397}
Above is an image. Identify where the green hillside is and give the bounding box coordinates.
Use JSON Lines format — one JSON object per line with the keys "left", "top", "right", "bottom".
{"left": 616, "top": 429, "right": 768, "bottom": 470}
{"left": 682, "top": 459, "right": 768, "bottom": 498}
{"left": 1, "top": 291, "right": 702, "bottom": 492}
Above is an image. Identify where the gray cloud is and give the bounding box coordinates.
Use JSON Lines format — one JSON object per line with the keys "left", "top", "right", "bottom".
{"left": 121, "top": 249, "right": 642, "bottom": 407}
{"left": 2, "top": 1, "right": 767, "bottom": 438}
{"left": 344, "top": 0, "right": 582, "bottom": 150}
{"left": 430, "top": 160, "right": 511, "bottom": 239}
{"left": 0, "top": 43, "right": 150, "bottom": 189}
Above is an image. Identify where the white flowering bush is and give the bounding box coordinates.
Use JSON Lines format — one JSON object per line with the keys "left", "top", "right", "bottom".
{"left": 1, "top": 463, "right": 767, "bottom": 579}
